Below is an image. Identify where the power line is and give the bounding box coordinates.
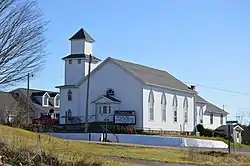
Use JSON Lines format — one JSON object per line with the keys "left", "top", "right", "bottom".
{"left": 184, "top": 81, "right": 250, "bottom": 96}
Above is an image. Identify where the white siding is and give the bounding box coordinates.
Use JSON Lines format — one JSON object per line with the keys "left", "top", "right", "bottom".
{"left": 65, "top": 58, "right": 85, "bottom": 85}
{"left": 84, "top": 61, "right": 100, "bottom": 76}
{"left": 203, "top": 113, "right": 226, "bottom": 130}
{"left": 84, "top": 42, "right": 93, "bottom": 55}
{"left": 78, "top": 61, "right": 143, "bottom": 128}
{"left": 59, "top": 88, "right": 80, "bottom": 124}
{"left": 142, "top": 87, "right": 195, "bottom": 132}
{"left": 71, "top": 40, "right": 85, "bottom": 54}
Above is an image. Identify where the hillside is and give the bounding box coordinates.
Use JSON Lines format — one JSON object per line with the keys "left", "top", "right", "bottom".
{"left": 1, "top": 125, "right": 250, "bottom": 166}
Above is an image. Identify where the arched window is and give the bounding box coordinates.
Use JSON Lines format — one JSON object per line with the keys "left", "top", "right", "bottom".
{"left": 42, "top": 92, "right": 50, "bottom": 106}
{"left": 106, "top": 89, "right": 115, "bottom": 96}
{"left": 183, "top": 97, "right": 188, "bottom": 123}
{"left": 54, "top": 94, "right": 60, "bottom": 107}
{"left": 173, "top": 95, "right": 178, "bottom": 122}
{"left": 148, "top": 90, "right": 154, "bottom": 121}
{"left": 199, "top": 107, "right": 203, "bottom": 123}
{"left": 68, "top": 90, "right": 72, "bottom": 101}
{"left": 161, "top": 93, "right": 167, "bottom": 122}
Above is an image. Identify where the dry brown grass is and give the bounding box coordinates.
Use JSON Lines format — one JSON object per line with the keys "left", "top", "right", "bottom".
{"left": 1, "top": 125, "right": 250, "bottom": 166}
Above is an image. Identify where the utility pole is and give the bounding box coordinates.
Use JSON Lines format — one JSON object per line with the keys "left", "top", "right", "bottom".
{"left": 85, "top": 54, "right": 92, "bottom": 133}
{"left": 27, "top": 73, "right": 30, "bottom": 124}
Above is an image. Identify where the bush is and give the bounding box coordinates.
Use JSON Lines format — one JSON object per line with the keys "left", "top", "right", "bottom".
{"left": 196, "top": 124, "right": 213, "bottom": 137}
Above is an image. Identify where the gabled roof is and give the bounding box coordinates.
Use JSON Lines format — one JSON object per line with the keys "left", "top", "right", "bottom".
{"left": 196, "top": 95, "right": 207, "bottom": 104}
{"left": 205, "top": 102, "right": 229, "bottom": 115}
{"left": 111, "top": 58, "right": 195, "bottom": 93}
{"left": 62, "top": 54, "right": 101, "bottom": 61}
{"left": 69, "top": 28, "right": 95, "bottom": 42}
{"left": 0, "top": 92, "right": 19, "bottom": 112}
{"left": 74, "top": 57, "right": 195, "bottom": 94}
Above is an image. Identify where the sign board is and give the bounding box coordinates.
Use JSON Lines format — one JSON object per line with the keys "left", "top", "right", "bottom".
{"left": 114, "top": 110, "right": 136, "bottom": 125}
{"left": 226, "top": 120, "right": 238, "bottom": 124}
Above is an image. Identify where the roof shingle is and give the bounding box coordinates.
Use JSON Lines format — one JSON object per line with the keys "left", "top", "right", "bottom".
{"left": 69, "top": 28, "right": 95, "bottom": 42}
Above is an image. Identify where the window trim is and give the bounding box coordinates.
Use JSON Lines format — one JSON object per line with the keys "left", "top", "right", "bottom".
{"left": 199, "top": 107, "right": 203, "bottom": 124}
{"left": 161, "top": 93, "right": 167, "bottom": 122}
{"left": 54, "top": 94, "right": 60, "bottom": 107}
{"left": 42, "top": 92, "right": 50, "bottom": 107}
{"left": 148, "top": 90, "right": 154, "bottom": 121}
{"left": 173, "top": 95, "right": 178, "bottom": 123}
{"left": 183, "top": 97, "right": 188, "bottom": 123}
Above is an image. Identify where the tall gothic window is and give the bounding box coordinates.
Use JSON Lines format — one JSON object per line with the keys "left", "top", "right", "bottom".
{"left": 161, "top": 93, "right": 167, "bottom": 122}
{"left": 148, "top": 90, "right": 154, "bottom": 121}
{"left": 199, "top": 107, "right": 203, "bottom": 123}
{"left": 173, "top": 95, "right": 178, "bottom": 122}
{"left": 68, "top": 90, "right": 72, "bottom": 101}
{"left": 183, "top": 97, "right": 188, "bottom": 123}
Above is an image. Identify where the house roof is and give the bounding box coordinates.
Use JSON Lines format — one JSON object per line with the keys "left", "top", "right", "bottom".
{"left": 0, "top": 92, "right": 19, "bottom": 112}
{"left": 62, "top": 54, "right": 101, "bottom": 61}
{"left": 111, "top": 58, "right": 195, "bottom": 93}
{"left": 196, "top": 95, "right": 229, "bottom": 115}
{"left": 215, "top": 124, "right": 244, "bottom": 132}
{"left": 69, "top": 28, "right": 95, "bottom": 42}
{"left": 205, "top": 102, "right": 229, "bottom": 115}
{"left": 104, "top": 95, "right": 121, "bottom": 102}
{"left": 196, "top": 95, "right": 207, "bottom": 104}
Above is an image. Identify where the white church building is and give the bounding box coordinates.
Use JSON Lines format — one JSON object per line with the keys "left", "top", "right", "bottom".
{"left": 56, "top": 28, "right": 229, "bottom": 132}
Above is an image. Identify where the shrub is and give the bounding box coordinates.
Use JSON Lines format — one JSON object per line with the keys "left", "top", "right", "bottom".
{"left": 196, "top": 124, "right": 213, "bottom": 137}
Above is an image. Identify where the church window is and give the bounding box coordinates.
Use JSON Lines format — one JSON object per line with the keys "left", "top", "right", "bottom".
{"left": 161, "top": 93, "right": 167, "bottom": 122}
{"left": 183, "top": 97, "right": 188, "bottom": 123}
{"left": 173, "top": 95, "right": 178, "bottom": 122}
{"left": 68, "top": 90, "right": 72, "bottom": 101}
{"left": 199, "top": 107, "right": 203, "bottom": 123}
{"left": 148, "top": 90, "right": 154, "bottom": 121}
{"left": 78, "top": 59, "right": 81, "bottom": 64}
{"left": 69, "top": 59, "right": 72, "bottom": 64}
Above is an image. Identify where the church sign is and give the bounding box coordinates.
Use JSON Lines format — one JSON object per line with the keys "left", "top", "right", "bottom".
{"left": 114, "top": 110, "right": 136, "bottom": 125}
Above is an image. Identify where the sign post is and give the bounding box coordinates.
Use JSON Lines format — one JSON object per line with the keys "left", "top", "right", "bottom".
{"left": 226, "top": 120, "right": 237, "bottom": 154}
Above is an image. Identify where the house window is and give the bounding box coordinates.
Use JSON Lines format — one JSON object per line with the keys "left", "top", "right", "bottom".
{"left": 199, "top": 107, "right": 203, "bottom": 123}
{"left": 106, "top": 89, "right": 115, "bottom": 96}
{"left": 183, "top": 97, "right": 188, "bottom": 123}
{"left": 68, "top": 90, "right": 72, "bottom": 101}
{"left": 99, "top": 106, "right": 101, "bottom": 114}
{"left": 103, "top": 106, "right": 107, "bottom": 114}
{"left": 42, "top": 93, "right": 49, "bottom": 106}
{"left": 210, "top": 114, "right": 213, "bottom": 124}
{"left": 161, "top": 93, "right": 167, "bottom": 122}
{"left": 78, "top": 59, "right": 81, "bottom": 64}
{"left": 220, "top": 114, "right": 223, "bottom": 125}
{"left": 173, "top": 95, "right": 178, "bottom": 122}
{"left": 148, "top": 90, "right": 154, "bottom": 121}
{"left": 54, "top": 94, "right": 60, "bottom": 107}
{"left": 69, "top": 59, "right": 72, "bottom": 64}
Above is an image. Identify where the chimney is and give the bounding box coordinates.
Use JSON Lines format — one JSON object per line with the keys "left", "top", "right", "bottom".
{"left": 190, "top": 85, "right": 196, "bottom": 91}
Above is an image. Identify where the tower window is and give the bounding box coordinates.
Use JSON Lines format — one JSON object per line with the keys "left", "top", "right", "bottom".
{"left": 78, "top": 59, "right": 81, "bottom": 64}
{"left": 68, "top": 90, "right": 72, "bottom": 101}
{"left": 69, "top": 59, "right": 72, "bottom": 64}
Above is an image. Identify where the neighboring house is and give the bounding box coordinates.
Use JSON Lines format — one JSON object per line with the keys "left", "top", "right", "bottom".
{"left": 0, "top": 92, "right": 20, "bottom": 123}
{"left": 0, "top": 88, "right": 60, "bottom": 124}
{"left": 215, "top": 124, "right": 244, "bottom": 144}
{"left": 196, "top": 95, "right": 229, "bottom": 130}
{"left": 56, "top": 28, "right": 230, "bottom": 132}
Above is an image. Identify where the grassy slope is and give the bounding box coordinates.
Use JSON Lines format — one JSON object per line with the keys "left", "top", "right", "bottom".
{"left": 1, "top": 125, "right": 250, "bottom": 166}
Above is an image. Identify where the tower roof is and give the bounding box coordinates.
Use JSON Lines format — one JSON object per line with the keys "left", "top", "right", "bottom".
{"left": 69, "top": 28, "right": 95, "bottom": 42}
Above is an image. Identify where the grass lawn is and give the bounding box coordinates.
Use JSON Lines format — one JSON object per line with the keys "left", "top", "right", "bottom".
{"left": 1, "top": 125, "right": 250, "bottom": 166}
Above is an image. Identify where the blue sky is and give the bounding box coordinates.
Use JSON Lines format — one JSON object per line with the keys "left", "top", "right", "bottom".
{"left": 10, "top": 0, "right": 250, "bottom": 121}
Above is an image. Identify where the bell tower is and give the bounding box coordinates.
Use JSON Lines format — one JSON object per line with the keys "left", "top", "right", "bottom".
{"left": 62, "top": 28, "right": 100, "bottom": 85}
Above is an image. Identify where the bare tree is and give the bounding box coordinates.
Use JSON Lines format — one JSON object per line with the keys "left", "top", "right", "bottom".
{"left": 0, "top": 0, "right": 47, "bottom": 86}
